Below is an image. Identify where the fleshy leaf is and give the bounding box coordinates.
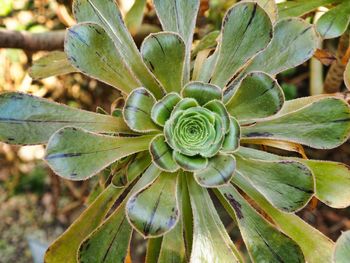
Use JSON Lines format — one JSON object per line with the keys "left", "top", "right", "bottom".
{"left": 225, "top": 72, "right": 284, "bottom": 121}
{"left": 173, "top": 151, "right": 208, "bottom": 172}
{"left": 72, "top": 0, "right": 164, "bottom": 99}
{"left": 316, "top": 1, "right": 350, "bottom": 39}
{"left": 153, "top": 0, "right": 200, "bottom": 82}
{"left": 216, "top": 184, "right": 305, "bottom": 263}
{"left": 150, "top": 135, "right": 179, "bottom": 172}
{"left": 191, "top": 31, "right": 220, "bottom": 58}
{"left": 210, "top": 2, "right": 273, "bottom": 88}
{"left": 221, "top": 117, "right": 240, "bottom": 153}
{"left": 124, "top": 88, "right": 160, "bottom": 132}
{"left": 146, "top": 238, "right": 163, "bottom": 263}
{"left": 45, "top": 185, "right": 123, "bottom": 263}
{"left": 79, "top": 164, "right": 161, "bottom": 263}
{"left": 244, "top": 18, "right": 319, "bottom": 75}
{"left": 187, "top": 175, "right": 243, "bottom": 263}
{"left": 197, "top": 50, "right": 219, "bottom": 83}
{"left": 233, "top": 173, "right": 334, "bottom": 263}
{"left": 238, "top": 146, "right": 350, "bottom": 209}
{"left": 297, "top": 160, "right": 350, "bottom": 209}
{"left": 158, "top": 176, "right": 186, "bottom": 263}
{"left": 172, "top": 98, "right": 199, "bottom": 114}
{"left": 0, "top": 92, "right": 131, "bottom": 145}
{"left": 248, "top": 0, "right": 278, "bottom": 24}
{"left": 182, "top": 81, "right": 222, "bottom": 106}
{"left": 126, "top": 171, "right": 179, "bottom": 237}
{"left": 334, "top": 231, "right": 350, "bottom": 263}
{"left": 125, "top": 0, "right": 147, "bottom": 35}
{"left": 194, "top": 154, "right": 235, "bottom": 188}
{"left": 141, "top": 32, "right": 185, "bottom": 93}
{"left": 278, "top": 0, "right": 335, "bottom": 19}
{"left": 242, "top": 98, "right": 350, "bottom": 149}
{"left": 79, "top": 204, "right": 131, "bottom": 263}
{"left": 65, "top": 23, "right": 140, "bottom": 94}
{"left": 45, "top": 127, "right": 154, "bottom": 180}
{"left": 151, "top": 93, "right": 181, "bottom": 126}
{"left": 29, "top": 51, "right": 76, "bottom": 79}
{"left": 234, "top": 154, "right": 314, "bottom": 212}
{"left": 204, "top": 100, "right": 230, "bottom": 132}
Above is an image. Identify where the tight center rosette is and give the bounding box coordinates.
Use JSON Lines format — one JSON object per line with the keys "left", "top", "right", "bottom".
{"left": 124, "top": 82, "right": 240, "bottom": 187}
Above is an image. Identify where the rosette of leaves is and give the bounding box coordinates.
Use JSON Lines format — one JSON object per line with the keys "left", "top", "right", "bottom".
{"left": 2, "top": 0, "right": 350, "bottom": 262}
{"left": 278, "top": 0, "right": 350, "bottom": 39}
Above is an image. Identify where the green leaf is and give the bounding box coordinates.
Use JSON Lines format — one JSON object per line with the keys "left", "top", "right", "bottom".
{"left": 146, "top": 238, "right": 163, "bottom": 263}
{"left": 247, "top": 0, "right": 278, "bottom": 24}
{"left": 153, "top": 0, "right": 200, "bottom": 82}
{"left": 297, "top": 160, "right": 350, "bottom": 209}
{"left": 78, "top": 163, "right": 160, "bottom": 263}
{"left": 182, "top": 81, "right": 222, "bottom": 106}
{"left": 244, "top": 18, "right": 319, "bottom": 75}
{"left": 204, "top": 100, "right": 230, "bottom": 132}
{"left": 278, "top": 0, "right": 337, "bottom": 19}
{"left": 316, "top": 1, "right": 350, "bottom": 39}
{"left": 233, "top": 173, "right": 335, "bottom": 263}
{"left": 158, "top": 175, "right": 186, "bottom": 263}
{"left": 124, "top": 88, "right": 160, "bottom": 133}
{"left": 234, "top": 154, "right": 314, "bottom": 212}
{"left": 334, "top": 231, "right": 350, "bottom": 263}
{"left": 65, "top": 23, "right": 140, "bottom": 95}
{"left": 173, "top": 151, "right": 208, "bottom": 171}
{"left": 79, "top": 203, "right": 131, "bottom": 263}
{"left": 225, "top": 72, "right": 284, "bottom": 121}
{"left": 210, "top": 2, "right": 273, "bottom": 88}
{"left": 29, "top": 51, "right": 76, "bottom": 79}
{"left": 125, "top": 0, "right": 146, "bottom": 35}
{"left": 45, "top": 127, "right": 154, "bottom": 180}
{"left": 238, "top": 146, "right": 350, "bottom": 209}
{"left": 0, "top": 92, "right": 131, "bottom": 145}
{"left": 187, "top": 175, "right": 243, "bottom": 263}
{"left": 194, "top": 154, "right": 236, "bottom": 188}
{"left": 172, "top": 98, "right": 199, "bottom": 113}
{"left": 126, "top": 172, "right": 179, "bottom": 237}
{"left": 242, "top": 98, "right": 350, "bottom": 149}
{"left": 191, "top": 31, "right": 220, "bottom": 58}
{"left": 73, "top": 0, "right": 164, "bottom": 99}
{"left": 150, "top": 135, "right": 179, "bottom": 172}
{"left": 141, "top": 32, "right": 186, "bottom": 93}
{"left": 197, "top": 50, "right": 219, "bottom": 83}
{"left": 45, "top": 184, "right": 123, "bottom": 263}
{"left": 215, "top": 184, "right": 305, "bottom": 263}
{"left": 221, "top": 117, "right": 240, "bottom": 153}
{"left": 151, "top": 93, "right": 181, "bottom": 126}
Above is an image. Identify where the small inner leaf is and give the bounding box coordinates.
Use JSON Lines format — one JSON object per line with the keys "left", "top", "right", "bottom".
{"left": 194, "top": 154, "right": 236, "bottom": 188}
{"left": 124, "top": 88, "right": 160, "bottom": 132}
{"left": 182, "top": 81, "right": 222, "bottom": 105}
{"left": 173, "top": 151, "right": 208, "bottom": 171}
{"left": 151, "top": 93, "right": 181, "bottom": 126}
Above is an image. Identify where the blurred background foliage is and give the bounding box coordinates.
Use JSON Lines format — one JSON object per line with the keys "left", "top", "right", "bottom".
{"left": 0, "top": 0, "right": 349, "bottom": 262}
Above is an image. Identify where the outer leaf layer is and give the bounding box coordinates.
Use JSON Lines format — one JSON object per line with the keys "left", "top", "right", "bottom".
{"left": 45, "top": 127, "right": 154, "bottom": 180}
{"left": 334, "top": 231, "right": 350, "bottom": 263}
{"left": 127, "top": 172, "right": 179, "bottom": 237}
{"left": 141, "top": 32, "right": 185, "bottom": 93}
{"left": 225, "top": 72, "right": 284, "bottom": 121}
{"left": 244, "top": 18, "right": 319, "bottom": 75}
{"left": 216, "top": 184, "right": 305, "bottom": 263}
{"left": 211, "top": 2, "right": 273, "bottom": 88}
{"left": 0, "top": 92, "right": 130, "bottom": 145}
{"left": 242, "top": 98, "right": 350, "bottom": 149}
{"left": 234, "top": 154, "right": 314, "bottom": 212}
{"left": 187, "top": 175, "right": 242, "bottom": 263}
{"left": 233, "top": 173, "right": 335, "bottom": 263}
{"left": 72, "top": 0, "right": 164, "bottom": 99}
{"left": 65, "top": 23, "right": 140, "bottom": 94}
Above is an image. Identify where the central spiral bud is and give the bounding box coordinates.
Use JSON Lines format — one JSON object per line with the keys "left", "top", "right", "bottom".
{"left": 165, "top": 107, "right": 222, "bottom": 157}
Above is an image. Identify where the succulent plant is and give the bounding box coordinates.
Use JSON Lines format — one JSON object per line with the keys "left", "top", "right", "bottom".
{"left": 2, "top": 0, "right": 350, "bottom": 262}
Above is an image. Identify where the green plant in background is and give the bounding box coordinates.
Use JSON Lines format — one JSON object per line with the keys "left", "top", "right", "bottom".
{"left": 1, "top": 0, "right": 350, "bottom": 262}
{"left": 278, "top": 0, "right": 350, "bottom": 39}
